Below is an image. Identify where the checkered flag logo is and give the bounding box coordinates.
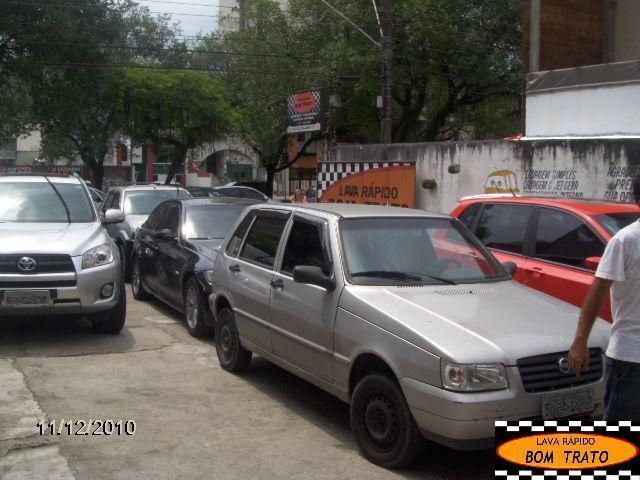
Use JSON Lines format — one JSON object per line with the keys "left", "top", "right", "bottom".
{"left": 495, "top": 421, "right": 640, "bottom": 480}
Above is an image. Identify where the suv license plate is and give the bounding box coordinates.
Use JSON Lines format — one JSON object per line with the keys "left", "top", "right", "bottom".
{"left": 542, "top": 389, "right": 594, "bottom": 419}
{"left": 4, "top": 290, "right": 50, "bottom": 306}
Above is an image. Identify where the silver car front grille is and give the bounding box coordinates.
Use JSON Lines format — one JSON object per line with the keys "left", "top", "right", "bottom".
{"left": 517, "top": 348, "right": 603, "bottom": 393}
{"left": 0, "top": 254, "right": 75, "bottom": 274}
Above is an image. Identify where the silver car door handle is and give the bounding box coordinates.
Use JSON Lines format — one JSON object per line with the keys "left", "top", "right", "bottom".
{"left": 229, "top": 264, "right": 240, "bottom": 273}
{"left": 271, "top": 279, "right": 284, "bottom": 289}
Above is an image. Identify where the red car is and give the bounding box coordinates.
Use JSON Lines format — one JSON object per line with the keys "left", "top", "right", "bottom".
{"left": 450, "top": 195, "right": 640, "bottom": 322}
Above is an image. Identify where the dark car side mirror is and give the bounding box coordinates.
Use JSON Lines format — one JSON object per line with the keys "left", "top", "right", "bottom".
{"left": 585, "top": 256, "right": 601, "bottom": 271}
{"left": 502, "top": 261, "right": 517, "bottom": 276}
{"left": 156, "top": 228, "right": 177, "bottom": 241}
{"left": 293, "top": 265, "right": 335, "bottom": 292}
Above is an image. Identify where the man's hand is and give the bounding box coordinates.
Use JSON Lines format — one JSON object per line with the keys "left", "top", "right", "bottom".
{"left": 568, "top": 276, "right": 612, "bottom": 376}
{"left": 568, "top": 340, "right": 590, "bottom": 376}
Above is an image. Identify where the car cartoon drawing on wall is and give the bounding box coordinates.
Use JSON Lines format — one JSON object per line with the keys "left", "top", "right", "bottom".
{"left": 484, "top": 169, "right": 520, "bottom": 194}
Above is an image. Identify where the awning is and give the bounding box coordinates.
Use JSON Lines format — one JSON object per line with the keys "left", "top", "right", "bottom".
{"left": 527, "top": 60, "right": 640, "bottom": 94}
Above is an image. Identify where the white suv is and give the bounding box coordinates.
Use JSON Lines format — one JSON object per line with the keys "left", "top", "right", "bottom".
{"left": 0, "top": 174, "right": 126, "bottom": 333}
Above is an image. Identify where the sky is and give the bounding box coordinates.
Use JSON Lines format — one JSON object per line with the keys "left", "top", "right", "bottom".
{"left": 136, "top": 0, "right": 220, "bottom": 37}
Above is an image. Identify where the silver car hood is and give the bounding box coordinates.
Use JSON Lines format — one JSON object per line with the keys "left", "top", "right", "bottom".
{"left": 341, "top": 280, "right": 610, "bottom": 365}
{"left": 0, "top": 222, "right": 108, "bottom": 256}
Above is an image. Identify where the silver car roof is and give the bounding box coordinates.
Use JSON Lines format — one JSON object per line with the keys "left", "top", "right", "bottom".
{"left": 251, "top": 202, "right": 450, "bottom": 219}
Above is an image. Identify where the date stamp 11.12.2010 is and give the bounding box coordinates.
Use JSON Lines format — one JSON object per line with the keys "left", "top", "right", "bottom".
{"left": 37, "top": 419, "right": 136, "bottom": 436}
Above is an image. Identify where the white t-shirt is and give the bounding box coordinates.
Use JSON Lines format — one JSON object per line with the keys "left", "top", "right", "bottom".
{"left": 596, "top": 220, "right": 640, "bottom": 363}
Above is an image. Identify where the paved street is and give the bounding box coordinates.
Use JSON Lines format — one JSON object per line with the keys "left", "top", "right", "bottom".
{"left": 0, "top": 289, "right": 493, "bottom": 480}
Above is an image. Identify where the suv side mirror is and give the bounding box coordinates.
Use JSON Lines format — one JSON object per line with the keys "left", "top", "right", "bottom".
{"left": 585, "top": 256, "right": 601, "bottom": 271}
{"left": 156, "top": 228, "right": 177, "bottom": 241}
{"left": 102, "top": 209, "right": 125, "bottom": 224}
{"left": 502, "top": 261, "right": 517, "bottom": 276}
{"left": 293, "top": 265, "right": 336, "bottom": 292}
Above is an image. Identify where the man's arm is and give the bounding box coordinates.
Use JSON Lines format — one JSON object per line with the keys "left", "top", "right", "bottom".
{"left": 568, "top": 277, "right": 612, "bottom": 375}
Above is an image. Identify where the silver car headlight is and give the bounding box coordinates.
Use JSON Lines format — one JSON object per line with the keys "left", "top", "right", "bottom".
{"left": 82, "top": 244, "right": 114, "bottom": 269}
{"left": 204, "top": 270, "right": 215, "bottom": 285}
{"left": 441, "top": 360, "right": 508, "bottom": 392}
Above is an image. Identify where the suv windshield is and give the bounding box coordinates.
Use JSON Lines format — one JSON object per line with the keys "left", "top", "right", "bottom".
{"left": 0, "top": 180, "right": 95, "bottom": 222}
{"left": 594, "top": 212, "right": 640, "bottom": 236}
{"left": 124, "top": 189, "right": 190, "bottom": 215}
{"left": 340, "top": 217, "right": 508, "bottom": 285}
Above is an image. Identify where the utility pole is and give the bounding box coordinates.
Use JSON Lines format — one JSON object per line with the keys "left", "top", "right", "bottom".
{"left": 380, "top": 0, "right": 393, "bottom": 144}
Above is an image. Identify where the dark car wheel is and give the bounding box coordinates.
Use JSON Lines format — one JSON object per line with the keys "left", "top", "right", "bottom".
{"left": 350, "top": 373, "right": 424, "bottom": 468}
{"left": 215, "top": 307, "right": 251, "bottom": 372}
{"left": 90, "top": 283, "right": 126, "bottom": 334}
{"left": 184, "top": 278, "right": 209, "bottom": 338}
{"left": 131, "top": 257, "right": 151, "bottom": 300}
{"left": 118, "top": 242, "right": 131, "bottom": 282}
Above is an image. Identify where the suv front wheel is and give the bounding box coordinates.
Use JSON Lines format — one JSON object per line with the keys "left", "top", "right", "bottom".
{"left": 90, "top": 283, "right": 126, "bottom": 334}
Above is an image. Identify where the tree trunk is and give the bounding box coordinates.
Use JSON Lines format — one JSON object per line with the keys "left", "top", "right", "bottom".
{"left": 93, "top": 162, "right": 105, "bottom": 191}
{"left": 164, "top": 144, "right": 187, "bottom": 185}
{"left": 264, "top": 166, "right": 275, "bottom": 197}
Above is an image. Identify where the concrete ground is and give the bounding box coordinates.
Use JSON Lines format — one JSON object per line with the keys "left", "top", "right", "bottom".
{"left": 0, "top": 289, "right": 493, "bottom": 480}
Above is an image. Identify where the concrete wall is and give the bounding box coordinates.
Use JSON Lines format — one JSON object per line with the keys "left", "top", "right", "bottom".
{"left": 321, "top": 140, "right": 640, "bottom": 214}
{"left": 526, "top": 82, "right": 640, "bottom": 137}
{"left": 614, "top": 0, "right": 640, "bottom": 62}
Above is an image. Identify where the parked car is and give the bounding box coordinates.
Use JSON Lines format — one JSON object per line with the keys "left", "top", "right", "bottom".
{"left": 88, "top": 186, "right": 105, "bottom": 207}
{"left": 100, "top": 185, "right": 191, "bottom": 280}
{"left": 186, "top": 185, "right": 272, "bottom": 202}
{"left": 450, "top": 195, "right": 640, "bottom": 321}
{"left": 0, "top": 174, "right": 126, "bottom": 333}
{"left": 131, "top": 197, "right": 260, "bottom": 337}
{"left": 208, "top": 203, "right": 610, "bottom": 468}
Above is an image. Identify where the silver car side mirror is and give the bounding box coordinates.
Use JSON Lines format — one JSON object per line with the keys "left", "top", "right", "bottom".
{"left": 102, "top": 209, "right": 125, "bottom": 224}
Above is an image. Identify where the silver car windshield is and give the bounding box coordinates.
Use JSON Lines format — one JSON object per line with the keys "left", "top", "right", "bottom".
{"left": 124, "top": 190, "right": 190, "bottom": 215}
{"left": 340, "top": 217, "right": 508, "bottom": 285}
{"left": 0, "top": 181, "right": 95, "bottom": 222}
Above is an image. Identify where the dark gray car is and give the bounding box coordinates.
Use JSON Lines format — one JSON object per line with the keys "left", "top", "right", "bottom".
{"left": 100, "top": 185, "right": 191, "bottom": 280}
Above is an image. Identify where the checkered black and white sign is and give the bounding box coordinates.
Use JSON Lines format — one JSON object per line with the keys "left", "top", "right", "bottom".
{"left": 316, "top": 161, "right": 413, "bottom": 199}
{"left": 495, "top": 421, "right": 640, "bottom": 480}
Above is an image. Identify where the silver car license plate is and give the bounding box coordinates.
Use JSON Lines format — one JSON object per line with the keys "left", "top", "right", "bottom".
{"left": 542, "top": 389, "right": 594, "bottom": 419}
{"left": 4, "top": 290, "right": 50, "bottom": 306}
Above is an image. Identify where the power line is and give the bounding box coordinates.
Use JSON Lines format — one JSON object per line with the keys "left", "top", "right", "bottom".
{"left": 5, "top": 38, "right": 379, "bottom": 66}
{"left": 7, "top": 59, "right": 333, "bottom": 77}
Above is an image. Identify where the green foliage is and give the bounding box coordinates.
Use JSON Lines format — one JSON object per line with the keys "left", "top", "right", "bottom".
{"left": 120, "top": 69, "right": 236, "bottom": 183}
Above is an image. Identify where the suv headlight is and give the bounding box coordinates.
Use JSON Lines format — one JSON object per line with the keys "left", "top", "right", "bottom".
{"left": 441, "top": 360, "right": 508, "bottom": 392}
{"left": 82, "top": 244, "right": 114, "bottom": 269}
{"left": 204, "top": 270, "right": 214, "bottom": 285}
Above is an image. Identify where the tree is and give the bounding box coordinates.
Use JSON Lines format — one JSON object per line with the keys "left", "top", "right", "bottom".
{"left": 121, "top": 69, "right": 236, "bottom": 184}
{"left": 205, "top": 0, "right": 521, "bottom": 195}
{"left": 0, "top": 0, "right": 183, "bottom": 188}
{"left": 201, "top": 0, "right": 330, "bottom": 196}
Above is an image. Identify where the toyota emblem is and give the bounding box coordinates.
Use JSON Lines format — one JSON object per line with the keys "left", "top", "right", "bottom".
{"left": 17, "top": 257, "right": 37, "bottom": 272}
{"left": 558, "top": 357, "right": 571, "bottom": 375}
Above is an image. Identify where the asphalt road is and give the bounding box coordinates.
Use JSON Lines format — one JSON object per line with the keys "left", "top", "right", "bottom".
{"left": 0, "top": 288, "right": 494, "bottom": 480}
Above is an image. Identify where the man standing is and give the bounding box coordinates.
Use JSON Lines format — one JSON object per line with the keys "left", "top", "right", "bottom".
{"left": 569, "top": 173, "right": 640, "bottom": 422}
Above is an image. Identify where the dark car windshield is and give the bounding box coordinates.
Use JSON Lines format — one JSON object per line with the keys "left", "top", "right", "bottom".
{"left": 594, "top": 212, "right": 640, "bottom": 236}
{"left": 184, "top": 205, "right": 248, "bottom": 240}
{"left": 340, "top": 217, "right": 508, "bottom": 285}
{"left": 124, "top": 189, "right": 190, "bottom": 215}
{"left": 0, "top": 181, "right": 95, "bottom": 222}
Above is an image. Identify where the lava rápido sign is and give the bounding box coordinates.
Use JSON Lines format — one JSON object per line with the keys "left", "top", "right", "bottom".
{"left": 497, "top": 433, "right": 638, "bottom": 470}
